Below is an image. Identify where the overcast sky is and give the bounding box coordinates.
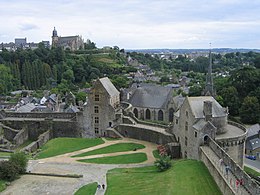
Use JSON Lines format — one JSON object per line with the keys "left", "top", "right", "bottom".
{"left": 0, "top": 0, "right": 259, "bottom": 49}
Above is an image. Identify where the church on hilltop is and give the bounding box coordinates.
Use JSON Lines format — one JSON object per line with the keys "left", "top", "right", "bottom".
{"left": 51, "top": 27, "right": 84, "bottom": 51}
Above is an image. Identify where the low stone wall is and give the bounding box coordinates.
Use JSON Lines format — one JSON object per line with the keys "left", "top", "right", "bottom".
{"left": 208, "top": 137, "right": 260, "bottom": 195}
{"left": 2, "top": 110, "right": 76, "bottom": 120}
{"left": 3, "top": 125, "right": 19, "bottom": 142}
{"left": 13, "top": 128, "right": 28, "bottom": 146}
{"left": 117, "top": 124, "right": 175, "bottom": 145}
{"left": 200, "top": 147, "right": 236, "bottom": 195}
{"left": 23, "top": 130, "right": 51, "bottom": 153}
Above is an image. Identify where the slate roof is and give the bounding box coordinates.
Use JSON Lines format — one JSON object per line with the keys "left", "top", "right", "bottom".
{"left": 247, "top": 124, "right": 260, "bottom": 138}
{"left": 193, "top": 119, "right": 216, "bottom": 131}
{"left": 58, "top": 36, "right": 79, "bottom": 44}
{"left": 16, "top": 103, "right": 35, "bottom": 112}
{"left": 99, "top": 77, "right": 119, "bottom": 97}
{"left": 187, "top": 96, "right": 226, "bottom": 118}
{"left": 128, "top": 84, "right": 173, "bottom": 109}
{"left": 246, "top": 138, "right": 260, "bottom": 151}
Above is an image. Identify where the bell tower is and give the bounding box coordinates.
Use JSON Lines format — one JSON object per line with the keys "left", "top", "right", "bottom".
{"left": 52, "top": 27, "right": 59, "bottom": 48}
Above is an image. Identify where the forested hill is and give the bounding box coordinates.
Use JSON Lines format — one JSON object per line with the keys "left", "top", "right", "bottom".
{"left": 0, "top": 45, "right": 135, "bottom": 95}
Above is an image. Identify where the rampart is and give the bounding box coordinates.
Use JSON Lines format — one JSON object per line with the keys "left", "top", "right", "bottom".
{"left": 202, "top": 137, "right": 260, "bottom": 195}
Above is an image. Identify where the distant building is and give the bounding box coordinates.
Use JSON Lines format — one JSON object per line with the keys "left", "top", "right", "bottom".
{"left": 51, "top": 27, "right": 84, "bottom": 51}
{"left": 245, "top": 124, "right": 260, "bottom": 158}
{"left": 15, "top": 38, "right": 27, "bottom": 48}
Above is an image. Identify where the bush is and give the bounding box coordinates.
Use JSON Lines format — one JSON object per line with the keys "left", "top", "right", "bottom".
{"left": 0, "top": 161, "right": 19, "bottom": 181}
{"left": 154, "top": 155, "right": 172, "bottom": 172}
{"left": 9, "top": 152, "right": 28, "bottom": 174}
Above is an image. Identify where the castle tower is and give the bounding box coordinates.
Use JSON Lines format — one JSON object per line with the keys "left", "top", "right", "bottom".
{"left": 203, "top": 47, "right": 216, "bottom": 97}
{"left": 52, "top": 27, "right": 59, "bottom": 48}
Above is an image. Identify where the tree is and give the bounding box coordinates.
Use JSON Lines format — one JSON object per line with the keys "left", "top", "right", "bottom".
{"left": 9, "top": 152, "right": 28, "bottom": 174}
{"left": 0, "top": 161, "right": 19, "bottom": 181}
{"left": 219, "top": 86, "right": 240, "bottom": 115}
{"left": 154, "top": 155, "right": 172, "bottom": 172}
{"left": 240, "top": 96, "right": 260, "bottom": 124}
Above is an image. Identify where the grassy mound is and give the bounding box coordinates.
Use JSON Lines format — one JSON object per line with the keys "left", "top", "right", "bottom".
{"left": 36, "top": 138, "right": 104, "bottom": 159}
{"left": 0, "top": 180, "right": 6, "bottom": 192}
{"left": 105, "top": 159, "right": 221, "bottom": 195}
{"left": 72, "top": 143, "right": 145, "bottom": 157}
{"left": 78, "top": 153, "right": 147, "bottom": 164}
{"left": 74, "top": 182, "right": 97, "bottom": 195}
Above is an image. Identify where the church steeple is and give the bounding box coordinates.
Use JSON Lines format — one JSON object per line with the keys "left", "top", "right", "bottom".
{"left": 52, "top": 27, "right": 59, "bottom": 48}
{"left": 52, "top": 27, "right": 58, "bottom": 37}
{"left": 203, "top": 44, "right": 216, "bottom": 97}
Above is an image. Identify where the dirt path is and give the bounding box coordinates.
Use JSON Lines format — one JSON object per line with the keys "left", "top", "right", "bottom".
{"left": 2, "top": 138, "right": 158, "bottom": 195}
{"left": 38, "top": 138, "right": 158, "bottom": 165}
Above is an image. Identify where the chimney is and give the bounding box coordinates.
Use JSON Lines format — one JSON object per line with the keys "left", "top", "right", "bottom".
{"left": 204, "top": 101, "right": 212, "bottom": 121}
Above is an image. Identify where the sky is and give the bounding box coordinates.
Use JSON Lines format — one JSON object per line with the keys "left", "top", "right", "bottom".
{"left": 0, "top": 0, "right": 260, "bottom": 49}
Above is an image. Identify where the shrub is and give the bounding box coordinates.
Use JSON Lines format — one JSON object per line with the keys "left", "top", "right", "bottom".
{"left": 154, "top": 155, "right": 172, "bottom": 172}
{"left": 9, "top": 152, "right": 28, "bottom": 174}
{"left": 0, "top": 161, "right": 19, "bottom": 181}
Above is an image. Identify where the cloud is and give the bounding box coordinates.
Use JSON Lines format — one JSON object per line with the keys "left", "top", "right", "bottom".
{"left": 19, "top": 23, "right": 38, "bottom": 31}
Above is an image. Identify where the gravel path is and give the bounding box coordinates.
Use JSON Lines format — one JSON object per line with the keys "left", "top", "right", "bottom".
{"left": 2, "top": 138, "right": 157, "bottom": 195}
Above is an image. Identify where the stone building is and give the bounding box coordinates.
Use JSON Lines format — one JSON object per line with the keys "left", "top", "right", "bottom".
{"left": 245, "top": 124, "right": 260, "bottom": 158}
{"left": 51, "top": 27, "right": 84, "bottom": 51}
{"left": 172, "top": 96, "right": 247, "bottom": 166}
{"left": 123, "top": 83, "right": 180, "bottom": 123}
{"left": 83, "top": 77, "right": 121, "bottom": 137}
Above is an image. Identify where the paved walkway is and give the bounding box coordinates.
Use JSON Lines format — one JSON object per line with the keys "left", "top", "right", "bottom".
{"left": 201, "top": 146, "right": 250, "bottom": 195}
{"left": 2, "top": 138, "right": 157, "bottom": 195}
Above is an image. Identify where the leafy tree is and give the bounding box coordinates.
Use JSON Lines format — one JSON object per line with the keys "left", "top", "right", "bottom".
{"left": 0, "top": 64, "right": 13, "bottom": 94}
{"left": 240, "top": 96, "right": 260, "bottom": 124}
{"left": 154, "top": 155, "right": 172, "bottom": 172}
{"left": 0, "top": 161, "right": 19, "bottom": 181}
{"left": 9, "top": 152, "right": 28, "bottom": 174}
{"left": 189, "top": 85, "right": 202, "bottom": 96}
{"left": 219, "top": 86, "right": 240, "bottom": 115}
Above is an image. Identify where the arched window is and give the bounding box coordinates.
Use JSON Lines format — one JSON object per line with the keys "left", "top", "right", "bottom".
{"left": 169, "top": 108, "right": 174, "bottom": 122}
{"left": 133, "top": 108, "right": 138, "bottom": 118}
{"left": 185, "top": 121, "right": 188, "bottom": 131}
{"left": 146, "top": 109, "right": 151, "bottom": 120}
{"left": 158, "top": 110, "right": 164, "bottom": 121}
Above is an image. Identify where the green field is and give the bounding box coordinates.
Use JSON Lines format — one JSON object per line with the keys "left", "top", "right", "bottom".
{"left": 36, "top": 138, "right": 105, "bottom": 159}
{"left": 105, "top": 159, "right": 221, "bottom": 195}
{"left": 78, "top": 153, "right": 147, "bottom": 164}
{"left": 72, "top": 143, "right": 145, "bottom": 157}
{"left": 74, "top": 182, "right": 97, "bottom": 195}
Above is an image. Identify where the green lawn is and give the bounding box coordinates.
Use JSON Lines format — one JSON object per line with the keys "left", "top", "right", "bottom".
{"left": 78, "top": 153, "right": 147, "bottom": 164}
{"left": 105, "top": 159, "right": 221, "bottom": 195}
{"left": 72, "top": 143, "right": 145, "bottom": 157}
{"left": 36, "top": 138, "right": 105, "bottom": 159}
{"left": 244, "top": 166, "right": 260, "bottom": 177}
{"left": 0, "top": 180, "right": 6, "bottom": 192}
{"left": 74, "top": 182, "right": 97, "bottom": 195}
{"left": 152, "top": 150, "right": 160, "bottom": 158}
{"left": 0, "top": 152, "right": 12, "bottom": 157}
{"left": 104, "top": 137, "right": 122, "bottom": 141}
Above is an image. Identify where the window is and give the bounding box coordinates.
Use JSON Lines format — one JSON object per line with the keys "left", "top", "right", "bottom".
{"left": 158, "top": 110, "right": 164, "bottom": 121}
{"left": 94, "top": 117, "right": 99, "bottom": 124}
{"left": 94, "top": 106, "right": 99, "bottom": 113}
{"left": 184, "top": 151, "right": 187, "bottom": 158}
{"left": 185, "top": 121, "right": 188, "bottom": 131}
{"left": 95, "top": 94, "right": 99, "bottom": 101}
{"left": 176, "top": 119, "right": 178, "bottom": 125}
{"left": 186, "top": 111, "right": 189, "bottom": 118}
{"left": 94, "top": 127, "right": 99, "bottom": 134}
{"left": 185, "top": 136, "right": 187, "bottom": 146}
{"left": 195, "top": 131, "right": 197, "bottom": 138}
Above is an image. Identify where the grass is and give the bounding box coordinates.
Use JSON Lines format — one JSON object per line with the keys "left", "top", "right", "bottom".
{"left": 244, "top": 166, "right": 260, "bottom": 177}
{"left": 72, "top": 143, "right": 145, "bottom": 157}
{"left": 152, "top": 150, "right": 160, "bottom": 158}
{"left": 74, "top": 182, "right": 97, "bottom": 195}
{"left": 78, "top": 153, "right": 147, "bottom": 164}
{"left": 105, "top": 159, "right": 221, "bottom": 195}
{"left": 15, "top": 140, "right": 34, "bottom": 152}
{"left": 36, "top": 138, "right": 105, "bottom": 159}
{"left": 0, "top": 152, "right": 12, "bottom": 157}
{"left": 0, "top": 180, "right": 6, "bottom": 192}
